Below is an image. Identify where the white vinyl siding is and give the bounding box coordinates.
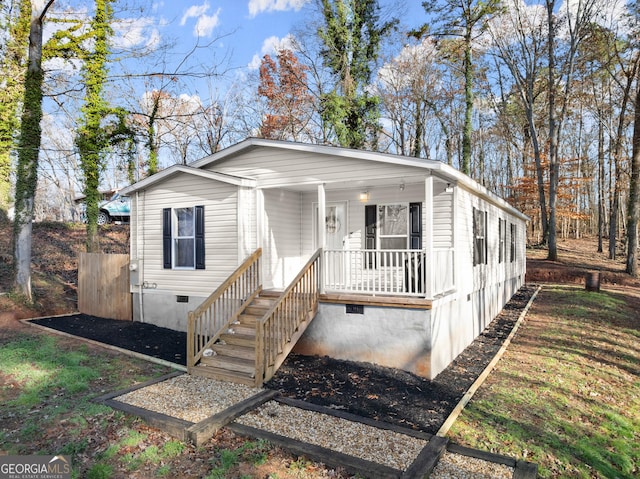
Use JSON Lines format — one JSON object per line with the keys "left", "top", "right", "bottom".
{"left": 238, "top": 186, "right": 257, "bottom": 259}
{"left": 262, "top": 188, "right": 303, "bottom": 289}
{"left": 133, "top": 174, "right": 239, "bottom": 295}
{"left": 433, "top": 181, "right": 454, "bottom": 249}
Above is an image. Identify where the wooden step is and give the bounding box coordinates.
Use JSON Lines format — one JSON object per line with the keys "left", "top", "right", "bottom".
{"left": 190, "top": 364, "right": 256, "bottom": 386}
{"left": 218, "top": 332, "right": 255, "bottom": 347}
{"left": 252, "top": 296, "right": 278, "bottom": 307}
{"left": 226, "top": 323, "right": 255, "bottom": 336}
{"left": 200, "top": 355, "right": 255, "bottom": 375}
{"left": 236, "top": 313, "right": 260, "bottom": 325}
{"left": 212, "top": 343, "right": 255, "bottom": 361}
{"left": 259, "top": 290, "right": 282, "bottom": 298}
{"left": 244, "top": 304, "right": 272, "bottom": 316}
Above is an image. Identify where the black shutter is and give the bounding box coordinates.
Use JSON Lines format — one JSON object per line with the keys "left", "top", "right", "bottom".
{"left": 473, "top": 208, "right": 479, "bottom": 266}
{"left": 365, "top": 204, "right": 377, "bottom": 268}
{"left": 484, "top": 211, "right": 488, "bottom": 264}
{"left": 195, "top": 205, "right": 205, "bottom": 269}
{"left": 409, "top": 202, "right": 422, "bottom": 250}
{"left": 162, "top": 208, "right": 172, "bottom": 269}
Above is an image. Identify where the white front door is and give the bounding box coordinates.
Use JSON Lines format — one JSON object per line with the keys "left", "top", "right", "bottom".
{"left": 314, "top": 201, "right": 348, "bottom": 250}
{"left": 314, "top": 202, "right": 348, "bottom": 289}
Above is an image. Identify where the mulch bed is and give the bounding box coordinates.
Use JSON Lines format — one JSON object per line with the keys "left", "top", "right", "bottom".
{"left": 30, "top": 315, "right": 188, "bottom": 365}
{"left": 29, "top": 284, "right": 537, "bottom": 436}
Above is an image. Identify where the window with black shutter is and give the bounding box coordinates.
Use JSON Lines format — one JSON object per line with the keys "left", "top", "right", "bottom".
{"left": 473, "top": 207, "right": 487, "bottom": 266}
{"left": 364, "top": 202, "right": 422, "bottom": 268}
{"left": 162, "top": 205, "right": 205, "bottom": 269}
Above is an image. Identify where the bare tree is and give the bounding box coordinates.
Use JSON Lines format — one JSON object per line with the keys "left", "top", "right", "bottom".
{"left": 376, "top": 38, "right": 444, "bottom": 158}
{"left": 489, "top": 0, "right": 548, "bottom": 240}
{"left": 545, "top": 0, "right": 601, "bottom": 260}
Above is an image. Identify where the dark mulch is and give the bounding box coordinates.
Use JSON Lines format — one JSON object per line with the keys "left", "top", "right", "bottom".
{"left": 29, "top": 284, "right": 537, "bottom": 435}
{"left": 30, "top": 316, "right": 188, "bottom": 366}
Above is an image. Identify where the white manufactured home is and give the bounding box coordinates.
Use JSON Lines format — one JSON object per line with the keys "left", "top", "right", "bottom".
{"left": 120, "top": 138, "right": 527, "bottom": 385}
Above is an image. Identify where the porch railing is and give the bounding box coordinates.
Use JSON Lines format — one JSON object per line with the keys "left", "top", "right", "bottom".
{"left": 323, "top": 248, "right": 454, "bottom": 298}
{"left": 256, "top": 249, "right": 321, "bottom": 386}
{"left": 187, "top": 248, "right": 262, "bottom": 373}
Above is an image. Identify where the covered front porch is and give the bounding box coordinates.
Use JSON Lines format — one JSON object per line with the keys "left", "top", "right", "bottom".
{"left": 258, "top": 174, "right": 456, "bottom": 301}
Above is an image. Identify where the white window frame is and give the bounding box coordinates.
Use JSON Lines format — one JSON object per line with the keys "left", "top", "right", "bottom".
{"left": 377, "top": 203, "right": 410, "bottom": 250}
{"left": 473, "top": 207, "right": 487, "bottom": 266}
{"left": 499, "top": 218, "right": 506, "bottom": 263}
{"left": 173, "top": 206, "right": 196, "bottom": 270}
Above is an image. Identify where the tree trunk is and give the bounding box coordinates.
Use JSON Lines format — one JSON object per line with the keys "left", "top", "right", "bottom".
{"left": 462, "top": 28, "right": 473, "bottom": 176}
{"left": 597, "top": 113, "right": 605, "bottom": 253}
{"left": 12, "top": 0, "right": 55, "bottom": 300}
{"left": 546, "top": 0, "right": 558, "bottom": 261}
{"left": 627, "top": 75, "right": 640, "bottom": 275}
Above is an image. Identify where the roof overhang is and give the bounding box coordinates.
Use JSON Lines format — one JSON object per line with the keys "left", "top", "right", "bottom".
{"left": 119, "top": 164, "right": 256, "bottom": 195}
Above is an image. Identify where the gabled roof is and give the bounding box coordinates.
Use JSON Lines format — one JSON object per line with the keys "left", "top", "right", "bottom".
{"left": 119, "top": 164, "right": 256, "bottom": 195}
{"left": 120, "top": 138, "right": 527, "bottom": 221}
{"left": 191, "top": 137, "right": 449, "bottom": 171}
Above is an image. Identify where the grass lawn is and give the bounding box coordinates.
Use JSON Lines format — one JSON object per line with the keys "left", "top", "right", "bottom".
{"left": 447, "top": 285, "right": 640, "bottom": 478}
{"left": 0, "top": 325, "right": 356, "bottom": 478}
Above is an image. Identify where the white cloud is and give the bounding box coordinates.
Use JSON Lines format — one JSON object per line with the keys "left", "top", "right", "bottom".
{"left": 181, "top": 2, "right": 211, "bottom": 25}
{"left": 181, "top": 3, "right": 221, "bottom": 37}
{"left": 194, "top": 10, "right": 221, "bottom": 37}
{"left": 112, "top": 17, "right": 161, "bottom": 50}
{"left": 248, "top": 34, "right": 296, "bottom": 69}
{"left": 248, "top": 0, "right": 308, "bottom": 18}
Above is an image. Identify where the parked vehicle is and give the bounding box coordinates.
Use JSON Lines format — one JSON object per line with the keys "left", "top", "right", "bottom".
{"left": 97, "top": 192, "right": 130, "bottom": 225}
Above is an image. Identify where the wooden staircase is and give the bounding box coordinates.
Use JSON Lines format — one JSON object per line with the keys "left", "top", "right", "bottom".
{"left": 191, "top": 293, "right": 279, "bottom": 385}
{"left": 187, "top": 248, "right": 321, "bottom": 387}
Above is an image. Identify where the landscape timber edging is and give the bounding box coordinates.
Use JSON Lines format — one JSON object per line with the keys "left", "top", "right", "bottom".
{"left": 435, "top": 284, "right": 542, "bottom": 437}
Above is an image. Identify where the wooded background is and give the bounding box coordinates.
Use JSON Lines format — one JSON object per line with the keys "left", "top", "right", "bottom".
{"left": 2, "top": 0, "right": 639, "bottom": 279}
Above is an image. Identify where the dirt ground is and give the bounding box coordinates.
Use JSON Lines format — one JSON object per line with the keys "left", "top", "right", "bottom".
{"left": 526, "top": 237, "right": 640, "bottom": 288}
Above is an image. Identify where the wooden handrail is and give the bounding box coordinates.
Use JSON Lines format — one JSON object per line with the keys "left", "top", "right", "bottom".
{"left": 255, "top": 249, "right": 321, "bottom": 386}
{"left": 187, "top": 248, "right": 262, "bottom": 372}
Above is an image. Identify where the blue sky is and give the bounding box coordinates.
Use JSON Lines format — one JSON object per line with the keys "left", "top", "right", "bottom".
{"left": 109, "top": 1, "right": 423, "bottom": 86}
{"left": 167, "top": 0, "right": 310, "bottom": 70}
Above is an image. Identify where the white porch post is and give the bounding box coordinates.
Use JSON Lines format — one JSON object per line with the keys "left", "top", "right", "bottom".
{"left": 256, "top": 188, "right": 265, "bottom": 283}
{"left": 425, "top": 175, "right": 434, "bottom": 298}
{"left": 318, "top": 184, "right": 326, "bottom": 293}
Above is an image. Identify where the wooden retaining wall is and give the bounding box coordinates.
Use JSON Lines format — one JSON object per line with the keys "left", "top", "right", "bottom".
{"left": 78, "top": 253, "right": 132, "bottom": 320}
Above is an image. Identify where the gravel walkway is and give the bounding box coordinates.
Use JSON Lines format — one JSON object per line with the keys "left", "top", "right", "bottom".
{"left": 236, "top": 400, "right": 426, "bottom": 471}
{"left": 116, "top": 376, "right": 517, "bottom": 477}
{"left": 116, "top": 375, "right": 263, "bottom": 423}
{"left": 433, "top": 452, "right": 513, "bottom": 478}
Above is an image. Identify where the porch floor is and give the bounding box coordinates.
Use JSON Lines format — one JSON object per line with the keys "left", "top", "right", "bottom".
{"left": 319, "top": 292, "right": 432, "bottom": 309}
